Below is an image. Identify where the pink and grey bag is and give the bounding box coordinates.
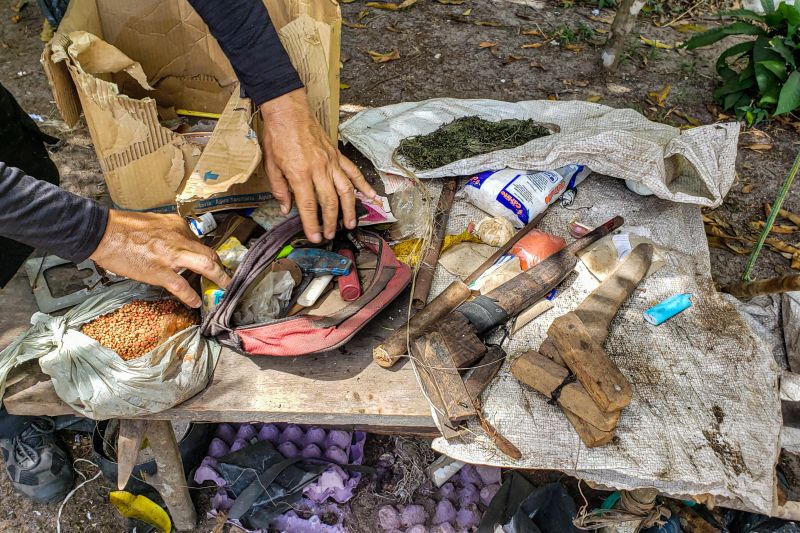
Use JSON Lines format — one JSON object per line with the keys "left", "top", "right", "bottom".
{"left": 202, "top": 215, "right": 411, "bottom": 356}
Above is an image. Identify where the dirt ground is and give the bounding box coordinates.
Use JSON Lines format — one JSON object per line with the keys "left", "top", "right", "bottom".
{"left": 1, "top": 0, "right": 799, "bottom": 531}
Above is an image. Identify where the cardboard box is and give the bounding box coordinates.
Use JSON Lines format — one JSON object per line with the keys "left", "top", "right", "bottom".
{"left": 42, "top": 0, "right": 342, "bottom": 214}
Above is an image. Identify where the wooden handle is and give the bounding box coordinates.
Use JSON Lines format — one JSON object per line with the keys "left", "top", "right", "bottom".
{"left": 412, "top": 177, "right": 458, "bottom": 310}
{"left": 373, "top": 280, "right": 471, "bottom": 368}
{"left": 540, "top": 243, "right": 653, "bottom": 365}
{"left": 480, "top": 217, "right": 625, "bottom": 323}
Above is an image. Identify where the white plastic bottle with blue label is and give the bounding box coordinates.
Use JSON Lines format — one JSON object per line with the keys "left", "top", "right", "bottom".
{"left": 461, "top": 164, "right": 591, "bottom": 228}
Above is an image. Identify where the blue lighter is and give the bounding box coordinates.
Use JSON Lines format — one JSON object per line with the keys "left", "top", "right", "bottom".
{"left": 643, "top": 293, "right": 692, "bottom": 326}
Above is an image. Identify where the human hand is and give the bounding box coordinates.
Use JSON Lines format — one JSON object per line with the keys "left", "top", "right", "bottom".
{"left": 89, "top": 211, "right": 231, "bottom": 308}
{"left": 260, "top": 88, "right": 377, "bottom": 243}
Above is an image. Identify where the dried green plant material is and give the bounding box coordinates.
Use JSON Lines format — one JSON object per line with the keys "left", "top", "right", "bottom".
{"left": 396, "top": 116, "right": 551, "bottom": 170}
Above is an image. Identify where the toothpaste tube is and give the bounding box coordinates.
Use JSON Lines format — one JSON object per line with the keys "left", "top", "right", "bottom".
{"left": 460, "top": 164, "right": 591, "bottom": 228}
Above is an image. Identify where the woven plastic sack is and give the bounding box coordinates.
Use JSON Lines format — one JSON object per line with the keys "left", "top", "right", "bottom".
{"left": 0, "top": 281, "right": 220, "bottom": 419}
{"left": 339, "top": 98, "right": 739, "bottom": 208}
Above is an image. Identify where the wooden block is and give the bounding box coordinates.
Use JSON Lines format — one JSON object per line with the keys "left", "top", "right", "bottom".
{"left": 464, "top": 345, "right": 506, "bottom": 402}
{"left": 412, "top": 332, "right": 476, "bottom": 422}
{"left": 538, "top": 337, "right": 564, "bottom": 366}
{"left": 511, "top": 350, "right": 621, "bottom": 432}
{"left": 547, "top": 312, "right": 632, "bottom": 412}
{"left": 563, "top": 408, "right": 615, "bottom": 448}
{"left": 438, "top": 314, "right": 487, "bottom": 369}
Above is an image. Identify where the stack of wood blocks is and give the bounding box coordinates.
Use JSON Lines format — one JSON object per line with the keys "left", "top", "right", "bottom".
{"left": 511, "top": 243, "right": 654, "bottom": 447}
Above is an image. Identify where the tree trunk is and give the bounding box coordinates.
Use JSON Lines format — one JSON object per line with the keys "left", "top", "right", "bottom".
{"left": 602, "top": 0, "right": 646, "bottom": 70}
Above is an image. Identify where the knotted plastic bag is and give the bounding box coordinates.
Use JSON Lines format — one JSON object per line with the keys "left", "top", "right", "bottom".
{"left": 0, "top": 281, "right": 220, "bottom": 420}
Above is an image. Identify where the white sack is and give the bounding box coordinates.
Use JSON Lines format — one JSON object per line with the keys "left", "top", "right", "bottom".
{"left": 339, "top": 98, "right": 739, "bottom": 208}
{"left": 0, "top": 281, "right": 220, "bottom": 420}
{"left": 428, "top": 177, "right": 781, "bottom": 515}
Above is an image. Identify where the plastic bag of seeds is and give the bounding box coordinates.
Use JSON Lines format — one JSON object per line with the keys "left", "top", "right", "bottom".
{"left": 0, "top": 281, "right": 220, "bottom": 420}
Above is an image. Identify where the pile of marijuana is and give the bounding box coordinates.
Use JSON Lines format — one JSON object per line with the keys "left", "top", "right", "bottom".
{"left": 396, "top": 116, "right": 551, "bottom": 171}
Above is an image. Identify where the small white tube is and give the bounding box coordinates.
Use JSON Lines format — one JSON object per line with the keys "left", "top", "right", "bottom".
{"left": 297, "top": 275, "right": 333, "bottom": 307}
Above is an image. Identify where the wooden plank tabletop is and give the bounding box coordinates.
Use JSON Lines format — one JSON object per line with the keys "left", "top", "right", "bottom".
{"left": 1, "top": 272, "right": 437, "bottom": 434}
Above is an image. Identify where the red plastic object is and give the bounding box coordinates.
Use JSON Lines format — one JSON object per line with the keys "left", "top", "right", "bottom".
{"left": 337, "top": 249, "right": 361, "bottom": 301}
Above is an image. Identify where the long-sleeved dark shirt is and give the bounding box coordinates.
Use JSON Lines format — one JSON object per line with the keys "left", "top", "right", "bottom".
{"left": 188, "top": 0, "right": 304, "bottom": 106}
{"left": 0, "top": 163, "right": 108, "bottom": 262}
{"left": 0, "top": 1, "right": 302, "bottom": 263}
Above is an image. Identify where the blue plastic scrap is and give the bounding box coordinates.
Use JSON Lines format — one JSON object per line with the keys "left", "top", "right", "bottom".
{"left": 643, "top": 294, "right": 692, "bottom": 326}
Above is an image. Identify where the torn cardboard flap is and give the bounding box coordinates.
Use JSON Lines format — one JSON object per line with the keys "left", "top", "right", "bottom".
{"left": 66, "top": 31, "right": 154, "bottom": 91}
{"left": 43, "top": 0, "right": 341, "bottom": 213}
{"left": 177, "top": 91, "right": 266, "bottom": 215}
{"left": 278, "top": 14, "right": 334, "bottom": 139}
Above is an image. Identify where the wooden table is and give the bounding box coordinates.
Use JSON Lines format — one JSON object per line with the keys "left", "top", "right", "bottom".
{"left": 0, "top": 272, "right": 436, "bottom": 529}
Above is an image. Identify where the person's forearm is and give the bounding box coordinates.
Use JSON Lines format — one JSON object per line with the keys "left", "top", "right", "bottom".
{"left": 188, "top": 0, "right": 304, "bottom": 106}
{"left": 0, "top": 163, "right": 107, "bottom": 262}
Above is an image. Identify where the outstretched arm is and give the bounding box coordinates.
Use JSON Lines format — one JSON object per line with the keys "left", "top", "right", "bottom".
{"left": 0, "top": 163, "right": 229, "bottom": 307}
{"left": 189, "top": 0, "right": 376, "bottom": 243}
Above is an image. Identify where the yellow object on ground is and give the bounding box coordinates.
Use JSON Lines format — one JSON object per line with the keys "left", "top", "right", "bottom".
{"left": 109, "top": 491, "right": 172, "bottom": 533}
{"left": 392, "top": 231, "right": 482, "bottom": 266}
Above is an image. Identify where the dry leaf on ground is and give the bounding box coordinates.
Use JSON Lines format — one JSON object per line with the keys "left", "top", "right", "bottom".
{"left": 475, "top": 20, "right": 502, "bottom": 26}
{"left": 640, "top": 36, "right": 674, "bottom": 49}
{"left": 521, "top": 29, "right": 541, "bottom": 36}
{"left": 368, "top": 49, "right": 401, "bottom": 62}
{"left": 607, "top": 83, "right": 632, "bottom": 94}
{"left": 366, "top": 0, "right": 417, "bottom": 9}
{"left": 340, "top": 83, "right": 350, "bottom": 90}
{"left": 586, "top": 94, "right": 602, "bottom": 103}
{"left": 462, "top": 8, "right": 471, "bottom": 15}
{"left": 648, "top": 84, "right": 671, "bottom": 107}
{"left": 672, "top": 23, "right": 707, "bottom": 33}
{"left": 742, "top": 184, "right": 753, "bottom": 194}
{"left": 343, "top": 20, "right": 368, "bottom": 28}
{"left": 749, "top": 220, "right": 799, "bottom": 234}
{"left": 479, "top": 41, "right": 498, "bottom": 48}
{"left": 673, "top": 109, "right": 701, "bottom": 126}
{"left": 707, "top": 236, "right": 752, "bottom": 255}
{"left": 521, "top": 42, "right": 542, "bottom": 49}
{"left": 589, "top": 15, "right": 614, "bottom": 24}
{"left": 563, "top": 44, "right": 583, "bottom": 52}
{"left": 503, "top": 54, "right": 524, "bottom": 65}
{"left": 766, "top": 203, "right": 800, "bottom": 226}
{"left": 745, "top": 143, "right": 773, "bottom": 151}
{"left": 766, "top": 237, "right": 800, "bottom": 257}
{"left": 437, "top": 0, "right": 464, "bottom": 4}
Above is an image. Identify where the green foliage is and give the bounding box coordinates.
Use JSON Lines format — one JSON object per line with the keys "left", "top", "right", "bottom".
{"left": 684, "top": 1, "right": 800, "bottom": 123}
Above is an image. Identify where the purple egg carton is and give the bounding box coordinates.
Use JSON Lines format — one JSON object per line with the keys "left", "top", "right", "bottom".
{"left": 377, "top": 464, "right": 502, "bottom": 533}
{"left": 194, "top": 423, "right": 366, "bottom": 532}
